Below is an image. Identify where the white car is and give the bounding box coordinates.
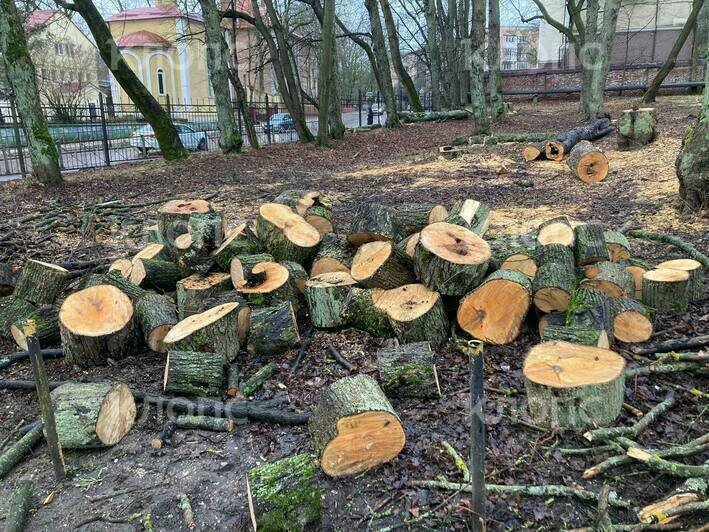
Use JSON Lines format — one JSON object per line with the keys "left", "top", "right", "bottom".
{"left": 131, "top": 124, "right": 207, "bottom": 155}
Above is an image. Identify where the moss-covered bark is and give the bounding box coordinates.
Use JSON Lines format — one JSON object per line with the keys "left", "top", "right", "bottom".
{"left": 167, "top": 304, "right": 240, "bottom": 364}
{"left": 0, "top": 296, "right": 36, "bottom": 339}
{"left": 164, "top": 351, "right": 224, "bottom": 397}
{"left": 377, "top": 342, "right": 437, "bottom": 398}
{"left": 246, "top": 301, "right": 300, "bottom": 356}
{"left": 134, "top": 293, "right": 178, "bottom": 353}
{"left": 574, "top": 223, "right": 610, "bottom": 266}
{"left": 11, "top": 305, "right": 60, "bottom": 349}
{"left": 617, "top": 108, "right": 657, "bottom": 149}
{"left": 341, "top": 287, "right": 394, "bottom": 338}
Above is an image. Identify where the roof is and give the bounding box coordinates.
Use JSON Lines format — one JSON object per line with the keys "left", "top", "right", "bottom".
{"left": 106, "top": 5, "right": 203, "bottom": 24}
{"left": 24, "top": 10, "right": 57, "bottom": 30}
{"left": 116, "top": 30, "right": 172, "bottom": 48}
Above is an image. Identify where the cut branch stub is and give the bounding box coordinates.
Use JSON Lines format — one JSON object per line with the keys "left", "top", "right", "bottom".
{"left": 567, "top": 141, "right": 609, "bottom": 183}
{"left": 655, "top": 259, "right": 703, "bottom": 302}
{"left": 257, "top": 203, "right": 322, "bottom": 263}
{"left": 13, "top": 260, "right": 69, "bottom": 305}
{"left": 305, "top": 272, "right": 357, "bottom": 329}
{"left": 414, "top": 222, "right": 491, "bottom": 296}
{"left": 351, "top": 240, "right": 415, "bottom": 289}
{"left": 211, "top": 223, "right": 263, "bottom": 271}
{"left": 235, "top": 261, "right": 300, "bottom": 311}
{"left": 523, "top": 341, "right": 626, "bottom": 429}
{"left": 311, "top": 233, "right": 355, "bottom": 277}
{"left": 157, "top": 199, "right": 212, "bottom": 247}
{"left": 582, "top": 261, "right": 635, "bottom": 297}
{"left": 536, "top": 216, "right": 575, "bottom": 247}
{"left": 642, "top": 269, "right": 691, "bottom": 313}
{"left": 533, "top": 243, "right": 577, "bottom": 313}
{"left": 610, "top": 297, "right": 653, "bottom": 343}
{"left": 59, "top": 285, "right": 136, "bottom": 368}
{"left": 376, "top": 284, "right": 450, "bottom": 346}
{"left": 309, "top": 374, "right": 405, "bottom": 477}
{"left": 457, "top": 269, "right": 532, "bottom": 345}
{"left": 347, "top": 203, "right": 396, "bottom": 246}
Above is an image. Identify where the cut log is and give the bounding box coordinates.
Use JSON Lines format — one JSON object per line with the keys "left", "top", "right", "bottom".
{"left": 351, "top": 241, "right": 414, "bottom": 289}
{"left": 5, "top": 481, "right": 32, "bottom": 532}
{"left": 188, "top": 211, "right": 225, "bottom": 250}
{"left": 533, "top": 244, "right": 578, "bottom": 312}
{"left": 229, "top": 253, "right": 275, "bottom": 286}
{"left": 574, "top": 223, "right": 610, "bottom": 265}
{"left": 445, "top": 199, "right": 490, "bottom": 236}
{"left": 304, "top": 272, "right": 357, "bottom": 329}
{"left": 491, "top": 233, "right": 538, "bottom": 278}
{"left": 145, "top": 224, "right": 163, "bottom": 245}
{"left": 642, "top": 269, "right": 691, "bottom": 313}
{"left": 163, "top": 303, "right": 241, "bottom": 364}
{"left": 10, "top": 305, "right": 60, "bottom": 350}
{"left": 582, "top": 261, "right": 635, "bottom": 297}
{"left": 176, "top": 272, "right": 232, "bottom": 320}
{"left": 0, "top": 263, "right": 18, "bottom": 296}
{"left": 109, "top": 258, "right": 133, "bottom": 278}
{"left": 655, "top": 259, "right": 703, "bottom": 301}
{"left": 281, "top": 261, "right": 308, "bottom": 293}
{"left": 248, "top": 454, "right": 322, "bottom": 530}
{"left": 617, "top": 108, "right": 657, "bottom": 150}
{"left": 192, "top": 291, "right": 251, "bottom": 339}
{"left": 457, "top": 270, "right": 532, "bottom": 345}
{"left": 132, "top": 243, "right": 170, "bottom": 263}
{"left": 175, "top": 415, "right": 234, "bottom": 432}
{"left": 523, "top": 141, "right": 547, "bottom": 162}
{"left": 310, "top": 233, "right": 355, "bottom": 277}
{"left": 341, "top": 287, "right": 394, "bottom": 338}
{"left": 235, "top": 262, "right": 300, "bottom": 311}
{"left": 227, "top": 364, "right": 240, "bottom": 397}
{"left": 622, "top": 258, "right": 651, "bottom": 299}
{"left": 59, "top": 286, "right": 136, "bottom": 368}
{"left": 541, "top": 324, "right": 611, "bottom": 348}
{"left": 304, "top": 205, "right": 334, "bottom": 236}
{"left": 536, "top": 216, "right": 575, "bottom": 247}
{"left": 393, "top": 203, "right": 449, "bottom": 237}
{"left": 376, "top": 284, "right": 450, "bottom": 346}
{"left": 347, "top": 203, "right": 396, "bottom": 246}
{"left": 309, "top": 374, "right": 406, "bottom": 477}
{"left": 523, "top": 341, "right": 625, "bottom": 429}
{"left": 537, "top": 311, "right": 567, "bottom": 337}
{"left": 544, "top": 117, "right": 614, "bottom": 161}
{"left": 52, "top": 382, "right": 136, "bottom": 448}
{"left": 567, "top": 141, "right": 609, "bottom": 183}
{"left": 604, "top": 230, "right": 631, "bottom": 262}
{"left": 610, "top": 297, "right": 653, "bottom": 343}
{"left": 377, "top": 342, "right": 438, "bottom": 398}
{"left": 393, "top": 233, "right": 420, "bottom": 270}
{"left": 0, "top": 296, "right": 37, "bottom": 339}
{"left": 566, "top": 287, "right": 614, "bottom": 347}
{"left": 257, "top": 203, "right": 322, "bottom": 263}
{"left": 173, "top": 233, "right": 214, "bottom": 277}
{"left": 500, "top": 253, "right": 538, "bottom": 279}
{"left": 241, "top": 363, "right": 278, "bottom": 397}
{"left": 134, "top": 293, "right": 178, "bottom": 353}
{"left": 211, "top": 223, "right": 263, "bottom": 271}
{"left": 82, "top": 270, "right": 147, "bottom": 301}
{"left": 13, "top": 260, "right": 68, "bottom": 305}
{"left": 129, "top": 258, "right": 181, "bottom": 291}
{"left": 439, "top": 145, "right": 462, "bottom": 159}
{"left": 163, "top": 350, "right": 224, "bottom": 397}
{"left": 413, "top": 222, "right": 491, "bottom": 296}
{"left": 273, "top": 189, "right": 330, "bottom": 216}
{"left": 157, "top": 199, "right": 212, "bottom": 247}
{"left": 247, "top": 301, "right": 301, "bottom": 356}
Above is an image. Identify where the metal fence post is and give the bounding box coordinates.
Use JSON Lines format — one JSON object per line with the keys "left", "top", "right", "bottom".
{"left": 376, "top": 91, "right": 381, "bottom": 125}
{"left": 166, "top": 93, "right": 172, "bottom": 120}
{"left": 265, "top": 94, "right": 272, "bottom": 144}
{"left": 99, "top": 93, "right": 111, "bottom": 166}
{"left": 56, "top": 142, "right": 64, "bottom": 170}
{"left": 358, "top": 89, "right": 362, "bottom": 128}
{"left": 9, "top": 96, "right": 26, "bottom": 179}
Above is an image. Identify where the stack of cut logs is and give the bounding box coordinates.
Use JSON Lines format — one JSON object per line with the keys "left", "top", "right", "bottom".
{"left": 0, "top": 190, "right": 703, "bottom": 478}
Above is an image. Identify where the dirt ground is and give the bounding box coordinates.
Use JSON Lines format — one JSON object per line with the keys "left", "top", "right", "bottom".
{"left": 0, "top": 94, "right": 707, "bottom": 531}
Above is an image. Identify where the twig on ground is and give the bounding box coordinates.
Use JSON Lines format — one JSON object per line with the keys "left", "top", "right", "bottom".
{"left": 441, "top": 441, "right": 470, "bottom": 481}
{"left": 625, "top": 230, "right": 709, "bottom": 267}
{"left": 177, "top": 493, "right": 196, "bottom": 529}
{"left": 327, "top": 345, "right": 355, "bottom": 371}
{"left": 626, "top": 447, "right": 709, "bottom": 478}
{"left": 625, "top": 362, "right": 706, "bottom": 378}
{"left": 632, "top": 336, "right": 709, "bottom": 356}
{"left": 290, "top": 326, "right": 314, "bottom": 374}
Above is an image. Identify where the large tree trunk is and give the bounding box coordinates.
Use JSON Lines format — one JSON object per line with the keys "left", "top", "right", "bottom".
{"left": 487, "top": 0, "right": 505, "bottom": 119}
{"left": 317, "top": 0, "right": 336, "bottom": 147}
{"left": 469, "top": 0, "right": 489, "bottom": 134}
{"left": 0, "top": 0, "right": 62, "bottom": 185}
{"left": 690, "top": 1, "right": 709, "bottom": 90}
{"left": 425, "top": 0, "right": 442, "bottom": 111}
{"left": 69, "top": 0, "right": 187, "bottom": 160}
{"left": 642, "top": 0, "right": 705, "bottom": 103}
{"left": 199, "top": 0, "right": 242, "bottom": 154}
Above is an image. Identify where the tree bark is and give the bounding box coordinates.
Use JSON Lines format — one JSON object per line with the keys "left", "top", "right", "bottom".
{"left": 425, "top": 0, "right": 442, "bottom": 111}
{"left": 487, "top": 0, "right": 505, "bottom": 119}
{"left": 469, "top": 0, "right": 489, "bottom": 134}
{"left": 0, "top": 0, "right": 62, "bottom": 185}
{"left": 317, "top": 0, "right": 336, "bottom": 147}
{"left": 364, "top": 0, "right": 400, "bottom": 127}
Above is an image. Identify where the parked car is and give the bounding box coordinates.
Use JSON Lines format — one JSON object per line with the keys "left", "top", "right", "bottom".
{"left": 131, "top": 124, "right": 207, "bottom": 155}
{"left": 371, "top": 103, "right": 386, "bottom": 116}
{"left": 264, "top": 113, "right": 296, "bottom": 135}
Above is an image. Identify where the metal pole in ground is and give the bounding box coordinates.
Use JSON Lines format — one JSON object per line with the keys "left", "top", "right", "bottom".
{"left": 358, "top": 89, "right": 362, "bottom": 127}
{"left": 9, "top": 96, "right": 26, "bottom": 179}
{"left": 376, "top": 91, "right": 381, "bottom": 125}
{"left": 99, "top": 93, "right": 111, "bottom": 166}
{"left": 265, "top": 95, "right": 272, "bottom": 144}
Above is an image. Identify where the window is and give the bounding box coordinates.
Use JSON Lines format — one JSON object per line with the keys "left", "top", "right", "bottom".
{"left": 54, "top": 42, "right": 64, "bottom": 55}
{"left": 157, "top": 69, "right": 165, "bottom": 95}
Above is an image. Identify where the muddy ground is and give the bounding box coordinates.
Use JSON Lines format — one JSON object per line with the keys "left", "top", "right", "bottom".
{"left": 0, "top": 95, "right": 707, "bottom": 531}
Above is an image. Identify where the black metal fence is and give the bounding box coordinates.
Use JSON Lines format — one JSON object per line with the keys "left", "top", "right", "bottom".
{"left": 0, "top": 90, "right": 405, "bottom": 180}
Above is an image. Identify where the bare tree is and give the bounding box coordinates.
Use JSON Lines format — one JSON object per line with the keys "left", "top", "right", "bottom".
{"left": 425, "top": 0, "right": 441, "bottom": 109}
{"left": 317, "top": 0, "right": 335, "bottom": 146}
{"left": 488, "top": 0, "right": 505, "bottom": 119}
{"left": 470, "top": 0, "right": 489, "bottom": 133}
{"left": 364, "top": 0, "right": 400, "bottom": 126}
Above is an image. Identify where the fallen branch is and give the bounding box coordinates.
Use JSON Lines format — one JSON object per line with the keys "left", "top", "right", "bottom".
{"left": 655, "top": 352, "right": 709, "bottom": 363}
{"left": 625, "top": 230, "right": 709, "bottom": 267}
{"left": 0, "top": 422, "right": 43, "bottom": 480}
{"left": 594, "top": 485, "right": 614, "bottom": 531}
{"left": 441, "top": 441, "right": 470, "bottom": 481}
{"left": 177, "top": 493, "right": 196, "bottom": 529}
{"left": 400, "top": 109, "right": 470, "bottom": 123}
{"left": 627, "top": 447, "right": 709, "bottom": 478}
{"left": 290, "top": 325, "right": 314, "bottom": 374}
{"left": 632, "top": 335, "right": 709, "bottom": 356}
{"left": 327, "top": 345, "right": 355, "bottom": 371}
{"left": 241, "top": 363, "right": 277, "bottom": 397}
{"left": 638, "top": 459, "right": 709, "bottom": 523}
{"left": 450, "top": 132, "right": 553, "bottom": 146}
{"left": 625, "top": 362, "right": 706, "bottom": 378}
{"left": 5, "top": 481, "right": 32, "bottom": 532}
{"left": 0, "top": 348, "right": 63, "bottom": 371}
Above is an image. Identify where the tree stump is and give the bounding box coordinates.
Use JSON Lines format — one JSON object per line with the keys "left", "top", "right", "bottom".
{"left": 533, "top": 244, "right": 578, "bottom": 312}
{"left": 675, "top": 96, "right": 708, "bottom": 212}
{"left": 247, "top": 301, "right": 301, "bottom": 356}
{"left": 567, "top": 141, "right": 609, "bottom": 183}
{"left": 163, "top": 350, "right": 224, "bottom": 397}
{"left": 347, "top": 203, "right": 397, "bottom": 246}
{"left": 377, "top": 342, "right": 438, "bottom": 398}
{"left": 582, "top": 261, "right": 634, "bottom": 297}
{"left": 257, "top": 203, "right": 322, "bottom": 263}
{"left": 445, "top": 199, "right": 490, "bottom": 236}
{"left": 52, "top": 382, "right": 136, "bottom": 448}
{"left": 248, "top": 454, "right": 322, "bottom": 530}
{"left": 134, "top": 293, "right": 178, "bottom": 353}
{"left": 13, "top": 260, "right": 68, "bottom": 305}
{"left": 351, "top": 241, "right": 414, "bottom": 289}
{"left": 413, "top": 222, "right": 490, "bottom": 296}
{"left": 163, "top": 303, "right": 242, "bottom": 364}
{"left": 655, "top": 259, "right": 703, "bottom": 301}
{"left": 310, "top": 233, "right": 355, "bottom": 277}
{"left": 574, "top": 223, "right": 610, "bottom": 265}
{"left": 309, "top": 374, "right": 406, "bottom": 477}
{"left": 604, "top": 230, "right": 632, "bottom": 262}
{"left": 211, "top": 223, "right": 263, "bottom": 271}
{"left": 617, "top": 108, "right": 657, "bottom": 150}
{"left": 393, "top": 203, "right": 448, "bottom": 237}
{"left": 176, "top": 272, "right": 232, "bottom": 320}
{"left": 541, "top": 324, "right": 611, "bottom": 348}
{"left": 341, "top": 287, "right": 394, "bottom": 338}
{"left": 59, "top": 286, "right": 136, "bottom": 368}
{"left": 457, "top": 270, "right": 532, "bottom": 345}
{"left": 235, "top": 262, "right": 300, "bottom": 311}
{"left": 129, "top": 258, "right": 181, "bottom": 291}
{"left": 305, "top": 272, "right": 357, "bottom": 329}
{"left": 11, "top": 305, "right": 59, "bottom": 350}
{"left": 610, "top": 297, "right": 653, "bottom": 343}
{"left": 0, "top": 296, "right": 36, "bottom": 339}
{"left": 523, "top": 341, "right": 625, "bottom": 429}
{"left": 157, "top": 199, "right": 212, "bottom": 248}
{"left": 376, "top": 284, "right": 450, "bottom": 346}
{"left": 536, "top": 216, "right": 575, "bottom": 247}
{"left": 642, "top": 269, "right": 691, "bottom": 313}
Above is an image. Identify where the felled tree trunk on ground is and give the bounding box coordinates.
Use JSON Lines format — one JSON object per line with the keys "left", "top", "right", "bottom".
{"left": 52, "top": 382, "right": 136, "bottom": 448}
{"left": 532, "top": 244, "right": 577, "bottom": 313}
{"left": 348, "top": 203, "right": 396, "bottom": 246}
{"left": 642, "top": 269, "right": 691, "bottom": 313}
{"left": 309, "top": 374, "right": 406, "bottom": 477}
{"left": 311, "top": 234, "right": 354, "bottom": 277}
{"left": 10, "top": 305, "right": 59, "bottom": 350}
{"left": 341, "top": 287, "right": 394, "bottom": 338}
{"left": 377, "top": 342, "right": 438, "bottom": 398}
{"left": 400, "top": 110, "right": 470, "bottom": 123}
{"left": 176, "top": 272, "right": 232, "bottom": 319}
{"left": 305, "top": 272, "right": 356, "bottom": 329}
{"left": 376, "top": 284, "right": 450, "bottom": 346}
{"left": 656, "top": 259, "right": 704, "bottom": 301}
{"left": 163, "top": 350, "right": 224, "bottom": 397}
{"left": 246, "top": 301, "right": 300, "bottom": 356}
{"left": 617, "top": 108, "right": 657, "bottom": 149}
{"left": 248, "top": 454, "right": 322, "bottom": 530}
{"left": 13, "top": 260, "right": 68, "bottom": 305}
{"left": 544, "top": 117, "right": 614, "bottom": 161}
{"left": 59, "top": 286, "right": 136, "bottom": 368}
{"left": 134, "top": 293, "right": 178, "bottom": 353}
{"left": 567, "top": 141, "right": 610, "bottom": 183}
{"left": 351, "top": 241, "right": 414, "bottom": 289}
{"left": 257, "top": 204, "right": 322, "bottom": 263}
{"left": 0, "top": 0, "right": 62, "bottom": 185}
{"left": 523, "top": 341, "right": 625, "bottom": 429}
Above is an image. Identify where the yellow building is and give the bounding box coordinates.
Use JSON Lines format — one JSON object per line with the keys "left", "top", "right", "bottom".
{"left": 107, "top": 0, "right": 214, "bottom": 106}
